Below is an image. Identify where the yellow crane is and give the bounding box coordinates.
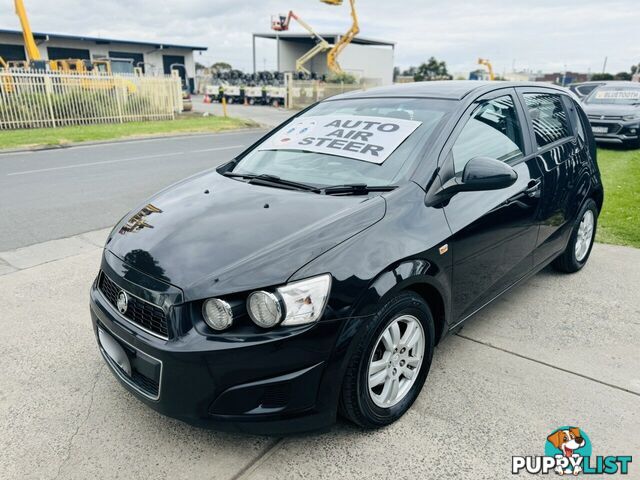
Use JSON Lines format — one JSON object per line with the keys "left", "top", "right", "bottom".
{"left": 323, "top": 0, "right": 358, "bottom": 75}
{"left": 9, "top": 0, "right": 127, "bottom": 75}
{"left": 477, "top": 58, "right": 495, "bottom": 80}
{"left": 271, "top": 10, "right": 332, "bottom": 75}
{"left": 14, "top": 0, "right": 41, "bottom": 62}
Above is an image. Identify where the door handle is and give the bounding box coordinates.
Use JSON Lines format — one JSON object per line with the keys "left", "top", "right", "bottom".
{"left": 525, "top": 179, "right": 542, "bottom": 198}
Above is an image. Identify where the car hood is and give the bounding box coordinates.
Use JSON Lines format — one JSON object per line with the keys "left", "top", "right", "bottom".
{"left": 106, "top": 169, "right": 386, "bottom": 300}
{"left": 582, "top": 103, "right": 640, "bottom": 117}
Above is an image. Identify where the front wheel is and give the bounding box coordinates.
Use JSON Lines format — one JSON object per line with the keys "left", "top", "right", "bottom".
{"left": 552, "top": 198, "right": 598, "bottom": 273}
{"left": 339, "top": 292, "right": 435, "bottom": 429}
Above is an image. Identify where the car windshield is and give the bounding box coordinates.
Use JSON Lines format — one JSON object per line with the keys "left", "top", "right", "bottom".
{"left": 585, "top": 86, "right": 640, "bottom": 105}
{"left": 229, "top": 97, "right": 454, "bottom": 187}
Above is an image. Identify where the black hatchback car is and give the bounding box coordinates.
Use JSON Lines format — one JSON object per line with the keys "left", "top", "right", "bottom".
{"left": 90, "top": 81, "right": 603, "bottom": 434}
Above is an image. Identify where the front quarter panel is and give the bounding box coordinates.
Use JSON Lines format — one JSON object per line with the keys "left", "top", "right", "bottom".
{"left": 291, "top": 182, "right": 453, "bottom": 329}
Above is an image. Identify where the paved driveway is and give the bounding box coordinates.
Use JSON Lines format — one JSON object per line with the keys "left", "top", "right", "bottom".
{"left": 1, "top": 235, "right": 638, "bottom": 479}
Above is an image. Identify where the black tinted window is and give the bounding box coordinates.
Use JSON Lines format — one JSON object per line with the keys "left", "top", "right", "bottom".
{"left": 452, "top": 95, "right": 524, "bottom": 173}
{"left": 523, "top": 93, "right": 570, "bottom": 147}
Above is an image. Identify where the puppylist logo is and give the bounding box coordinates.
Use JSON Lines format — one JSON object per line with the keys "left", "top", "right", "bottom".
{"left": 512, "top": 426, "right": 633, "bottom": 475}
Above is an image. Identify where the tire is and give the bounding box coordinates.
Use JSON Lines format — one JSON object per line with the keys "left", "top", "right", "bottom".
{"left": 339, "top": 292, "right": 435, "bottom": 429}
{"left": 552, "top": 198, "right": 598, "bottom": 273}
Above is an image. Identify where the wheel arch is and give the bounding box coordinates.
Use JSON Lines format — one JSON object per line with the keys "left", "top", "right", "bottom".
{"left": 403, "top": 282, "right": 447, "bottom": 346}
{"left": 351, "top": 260, "right": 450, "bottom": 346}
{"left": 592, "top": 185, "right": 604, "bottom": 213}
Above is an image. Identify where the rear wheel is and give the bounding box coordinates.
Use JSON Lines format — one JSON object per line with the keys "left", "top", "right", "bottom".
{"left": 552, "top": 199, "right": 598, "bottom": 273}
{"left": 339, "top": 292, "right": 435, "bottom": 429}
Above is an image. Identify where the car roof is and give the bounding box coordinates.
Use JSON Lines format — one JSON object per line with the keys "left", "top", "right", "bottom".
{"left": 328, "top": 80, "right": 569, "bottom": 101}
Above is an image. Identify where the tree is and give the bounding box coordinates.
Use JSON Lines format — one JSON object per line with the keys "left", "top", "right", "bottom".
{"left": 413, "top": 57, "right": 451, "bottom": 81}
{"left": 631, "top": 65, "right": 638, "bottom": 75}
{"left": 393, "top": 66, "right": 400, "bottom": 81}
{"left": 614, "top": 71, "right": 632, "bottom": 81}
{"left": 211, "top": 62, "right": 232, "bottom": 71}
{"left": 591, "top": 73, "right": 614, "bottom": 81}
{"left": 402, "top": 66, "right": 417, "bottom": 77}
{"left": 195, "top": 61, "right": 206, "bottom": 71}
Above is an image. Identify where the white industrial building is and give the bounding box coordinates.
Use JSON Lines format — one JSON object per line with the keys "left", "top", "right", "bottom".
{"left": 252, "top": 32, "right": 395, "bottom": 86}
{"left": 0, "top": 29, "right": 206, "bottom": 91}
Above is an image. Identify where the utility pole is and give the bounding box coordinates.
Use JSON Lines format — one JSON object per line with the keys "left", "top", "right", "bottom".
{"left": 602, "top": 56, "right": 608, "bottom": 74}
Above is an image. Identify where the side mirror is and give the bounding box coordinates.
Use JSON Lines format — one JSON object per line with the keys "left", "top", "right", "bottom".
{"left": 461, "top": 156, "right": 518, "bottom": 191}
{"left": 425, "top": 156, "right": 517, "bottom": 207}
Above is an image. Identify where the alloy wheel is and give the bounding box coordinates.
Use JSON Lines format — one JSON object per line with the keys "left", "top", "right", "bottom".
{"left": 367, "top": 314, "right": 425, "bottom": 408}
{"left": 575, "top": 210, "right": 595, "bottom": 262}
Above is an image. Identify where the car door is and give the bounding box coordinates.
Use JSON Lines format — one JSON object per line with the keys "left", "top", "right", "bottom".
{"left": 439, "top": 89, "right": 544, "bottom": 323}
{"left": 516, "top": 88, "right": 582, "bottom": 266}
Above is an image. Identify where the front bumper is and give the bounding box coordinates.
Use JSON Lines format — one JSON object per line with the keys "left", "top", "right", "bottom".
{"left": 588, "top": 119, "right": 640, "bottom": 144}
{"left": 89, "top": 279, "right": 365, "bottom": 435}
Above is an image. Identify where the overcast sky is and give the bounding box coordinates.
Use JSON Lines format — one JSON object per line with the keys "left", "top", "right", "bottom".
{"left": 3, "top": 0, "right": 638, "bottom": 75}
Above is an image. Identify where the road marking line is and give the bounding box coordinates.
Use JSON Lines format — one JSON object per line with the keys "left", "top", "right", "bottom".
{"left": 6, "top": 145, "right": 245, "bottom": 176}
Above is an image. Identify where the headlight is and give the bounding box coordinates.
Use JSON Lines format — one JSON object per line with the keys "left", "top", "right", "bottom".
{"left": 202, "top": 298, "right": 233, "bottom": 331}
{"left": 277, "top": 274, "right": 331, "bottom": 326}
{"left": 247, "top": 291, "right": 282, "bottom": 328}
{"left": 623, "top": 114, "right": 640, "bottom": 121}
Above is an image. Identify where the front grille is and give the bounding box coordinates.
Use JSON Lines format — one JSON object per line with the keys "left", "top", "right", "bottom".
{"left": 588, "top": 114, "right": 623, "bottom": 121}
{"left": 98, "top": 271, "right": 169, "bottom": 339}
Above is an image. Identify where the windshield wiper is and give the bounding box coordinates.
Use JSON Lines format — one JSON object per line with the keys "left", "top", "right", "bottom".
{"left": 322, "top": 183, "right": 398, "bottom": 195}
{"left": 222, "top": 172, "right": 321, "bottom": 193}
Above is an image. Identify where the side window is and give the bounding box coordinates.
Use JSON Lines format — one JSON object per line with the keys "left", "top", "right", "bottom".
{"left": 523, "top": 93, "right": 571, "bottom": 147}
{"left": 451, "top": 95, "right": 524, "bottom": 174}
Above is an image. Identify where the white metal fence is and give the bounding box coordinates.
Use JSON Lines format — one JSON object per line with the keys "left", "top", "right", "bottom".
{"left": 0, "top": 70, "right": 182, "bottom": 130}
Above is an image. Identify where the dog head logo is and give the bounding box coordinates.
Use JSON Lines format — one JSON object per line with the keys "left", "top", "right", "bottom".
{"left": 545, "top": 427, "right": 590, "bottom": 476}
{"left": 547, "top": 428, "right": 586, "bottom": 458}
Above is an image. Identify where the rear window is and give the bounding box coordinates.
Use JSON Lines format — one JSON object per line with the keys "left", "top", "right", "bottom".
{"left": 523, "top": 93, "right": 571, "bottom": 147}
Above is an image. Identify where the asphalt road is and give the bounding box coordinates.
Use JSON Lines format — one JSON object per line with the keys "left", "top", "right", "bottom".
{"left": 0, "top": 129, "right": 265, "bottom": 251}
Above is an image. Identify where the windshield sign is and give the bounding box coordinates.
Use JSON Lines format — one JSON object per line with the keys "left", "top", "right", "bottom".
{"left": 258, "top": 115, "right": 422, "bottom": 164}
{"left": 594, "top": 89, "right": 640, "bottom": 101}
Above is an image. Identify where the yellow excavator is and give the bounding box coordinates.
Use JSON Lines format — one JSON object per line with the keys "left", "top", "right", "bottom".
{"left": 477, "top": 58, "right": 495, "bottom": 80}
{"left": 322, "top": 0, "right": 359, "bottom": 75}
{"left": 271, "top": 10, "right": 332, "bottom": 75}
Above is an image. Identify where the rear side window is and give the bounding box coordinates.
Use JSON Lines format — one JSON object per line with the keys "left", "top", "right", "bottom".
{"left": 451, "top": 95, "right": 524, "bottom": 173}
{"left": 523, "top": 93, "right": 570, "bottom": 147}
{"left": 566, "top": 98, "right": 586, "bottom": 143}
